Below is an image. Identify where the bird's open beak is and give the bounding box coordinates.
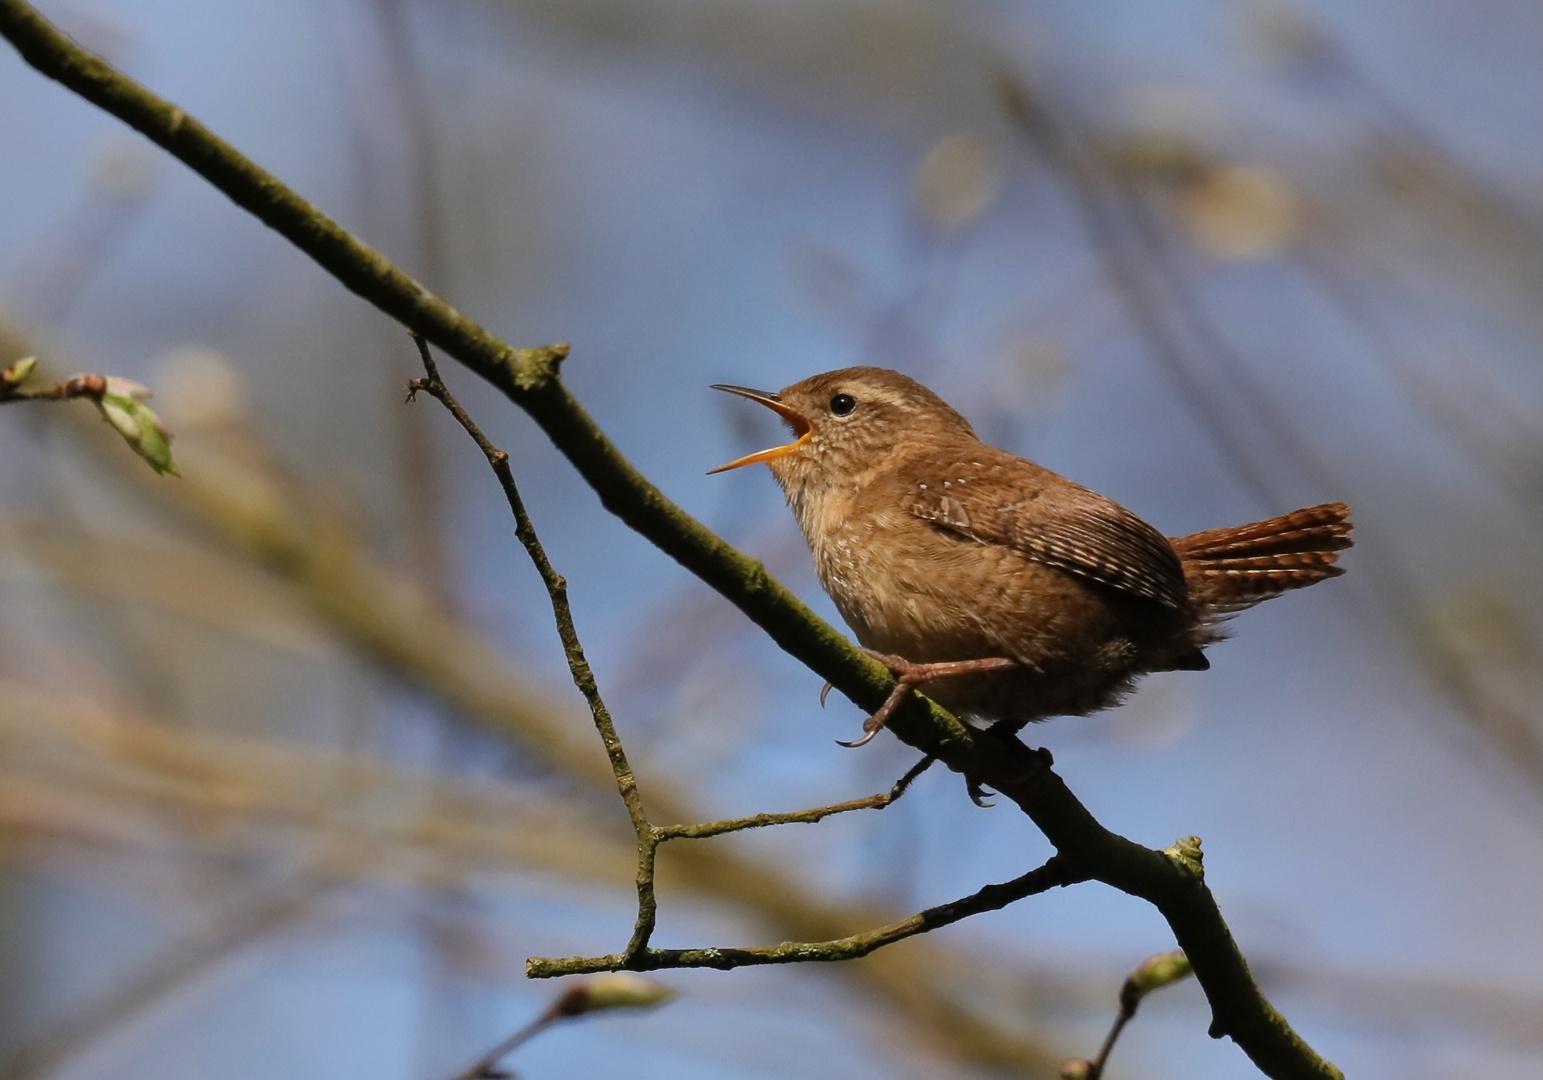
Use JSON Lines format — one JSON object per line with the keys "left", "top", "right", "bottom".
{"left": 708, "top": 384, "right": 813, "bottom": 473}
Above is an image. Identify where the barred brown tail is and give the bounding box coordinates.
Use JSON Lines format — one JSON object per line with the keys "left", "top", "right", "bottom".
{"left": 1172, "top": 502, "right": 1353, "bottom": 614}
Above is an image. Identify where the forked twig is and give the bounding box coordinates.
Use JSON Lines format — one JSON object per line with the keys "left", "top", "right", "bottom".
{"left": 407, "top": 333, "right": 991, "bottom": 976}
{"left": 528, "top": 856, "right": 1083, "bottom": 977}
{"left": 407, "top": 332, "right": 662, "bottom": 957}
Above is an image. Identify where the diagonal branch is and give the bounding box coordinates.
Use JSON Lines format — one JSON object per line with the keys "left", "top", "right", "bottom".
{"left": 0, "top": 7, "right": 1341, "bottom": 1077}
{"left": 0, "top": 0, "right": 910, "bottom": 745}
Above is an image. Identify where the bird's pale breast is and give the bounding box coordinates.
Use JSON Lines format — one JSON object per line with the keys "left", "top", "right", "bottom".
{"left": 800, "top": 456, "right": 1176, "bottom": 724}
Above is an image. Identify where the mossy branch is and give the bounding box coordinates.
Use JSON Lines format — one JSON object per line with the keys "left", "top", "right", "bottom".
{"left": 528, "top": 855, "right": 1084, "bottom": 978}
{"left": 0, "top": 5, "right": 1340, "bottom": 1076}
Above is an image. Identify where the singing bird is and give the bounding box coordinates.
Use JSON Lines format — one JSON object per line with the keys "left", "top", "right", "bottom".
{"left": 711, "top": 367, "right": 1352, "bottom": 750}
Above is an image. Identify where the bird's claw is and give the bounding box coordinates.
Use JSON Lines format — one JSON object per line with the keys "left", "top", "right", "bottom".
{"left": 836, "top": 713, "right": 885, "bottom": 748}
{"left": 836, "top": 680, "right": 912, "bottom": 749}
{"left": 819, "top": 681, "right": 834, "bottom": 708}
{"left": 836, "top": 653, "right": 1019, "bottom": 752}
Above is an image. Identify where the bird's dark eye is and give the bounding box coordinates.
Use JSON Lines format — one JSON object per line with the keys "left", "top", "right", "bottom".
{"left": 829, "top": 393, "right": 857, "bottom": 416}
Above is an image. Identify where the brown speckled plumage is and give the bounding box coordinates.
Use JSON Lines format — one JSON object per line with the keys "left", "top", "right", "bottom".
{"left": 714, "top": 367, "right": 1352, "bottom": 732}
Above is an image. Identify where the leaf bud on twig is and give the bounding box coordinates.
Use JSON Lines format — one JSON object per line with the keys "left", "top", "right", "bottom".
{"left": 1121, "top": 948, "right": 1193, "bottom": 1014}
{"left": 1, "top": 356, "right": 37, "bottom": 390}
{"left": 547, "top": 972, "right": 676, "bottom": 1021}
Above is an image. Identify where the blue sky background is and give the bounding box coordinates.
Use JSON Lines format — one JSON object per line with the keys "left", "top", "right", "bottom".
{"left": 0, "top": 1, "right": 1539, "bottom": 1078}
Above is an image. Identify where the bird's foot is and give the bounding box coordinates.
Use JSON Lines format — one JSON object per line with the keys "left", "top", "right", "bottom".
{"left": 965, "top": 777, "right": 996, "bottom": 808}
{"left": 962, "top": 727, "right": 1052, "bottom": 808}
{"left": 834, "top": 678, "right": 913, "bottom": 748}
{"left": 836, "top": 651, "right": 1019, "bottom": 749}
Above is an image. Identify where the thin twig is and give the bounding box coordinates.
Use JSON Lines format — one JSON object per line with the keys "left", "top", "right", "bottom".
{"left": 406, "top": 332, "right": 659, "bottom": 959}
{"left": 1086, "top": 1002, "right": 1134, "bottom": 1080}
{"left": 654, "top": 791, "right": 894, "bottom": 842}
{"left": 447, "top": 1015, "right": 555, "bottom": 1080}
{"left": 528, "top": 856, "right": 1083, "bottom": 977}
{"left": 1075, "top": 949, "right": 1193, "bottom": 1080}
{"left": 446, "top": 976, "right": 674, "bottom": 1080}
{"left": 1, "top": 369, "right": 110, "bottom": 403}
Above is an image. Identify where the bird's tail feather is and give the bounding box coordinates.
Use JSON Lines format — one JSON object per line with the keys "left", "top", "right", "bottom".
{"left": 1173, "top": 502, "right": 1353, "bottom": 614}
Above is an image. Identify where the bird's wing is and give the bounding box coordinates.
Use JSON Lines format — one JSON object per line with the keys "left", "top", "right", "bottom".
{"left": 905, "top": 463, "right": 1190, "bottom": 610}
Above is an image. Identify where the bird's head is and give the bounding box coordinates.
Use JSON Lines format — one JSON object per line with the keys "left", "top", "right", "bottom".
{"left": 709, "top": 367, "right": 977, "bottom": 494}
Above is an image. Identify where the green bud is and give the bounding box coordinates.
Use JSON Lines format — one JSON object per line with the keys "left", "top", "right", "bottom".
{"left": 1130, "top": 949, "right": 1192, "bottom": 994}
{"left": 552, "top": 972, "right": 676, "bottom": 1019}
{"left": 1162, "top": 835, "right": 1204, "bottom": 877}
{"left": 95, "top": 392, "right": 179, "bottom": 476}
{"left": 98, "top": 395, "right": 141, "bottom": 440}
{"left": 103, "top": 376, "right": 152, "bottom": 401}
{"left": 2, "top": 356, "right": 37, "bottom": 389}
{"left": 585, "top": 972, "right": 676, "bottom": 1011}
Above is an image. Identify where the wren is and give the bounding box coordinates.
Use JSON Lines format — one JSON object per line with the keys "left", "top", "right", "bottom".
{"left": 710, "top": 366, "right": 1352, "bottom": 750}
